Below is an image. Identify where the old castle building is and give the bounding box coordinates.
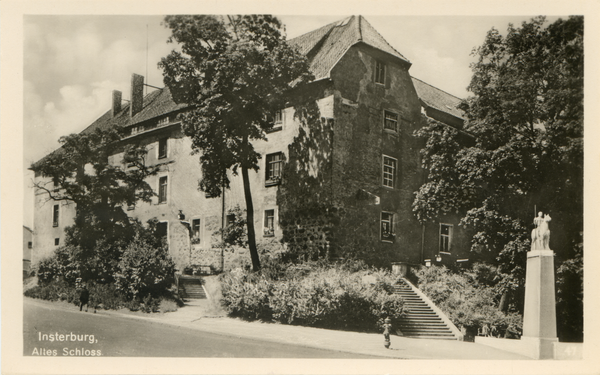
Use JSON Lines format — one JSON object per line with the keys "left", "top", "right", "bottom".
{"left": 32, "top": 16, "right": 469, "bottom": 271}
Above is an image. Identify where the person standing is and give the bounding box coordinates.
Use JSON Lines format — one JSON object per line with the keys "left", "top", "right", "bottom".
{"left": 79, "top": 284, "right": 90, "bottom": 312}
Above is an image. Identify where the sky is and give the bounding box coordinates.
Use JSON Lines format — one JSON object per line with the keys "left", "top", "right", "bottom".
{"left": 22, "top": 13, "right": 566, "bottom": 228}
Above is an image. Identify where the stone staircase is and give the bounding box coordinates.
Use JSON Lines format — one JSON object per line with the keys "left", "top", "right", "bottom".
{"left": 393, "top": 278, "right": 462, "bottom": 340}
{"left": 178, "top": 276, "right": 207, "bottom": 300}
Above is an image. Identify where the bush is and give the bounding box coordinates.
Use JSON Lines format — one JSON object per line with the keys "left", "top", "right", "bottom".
{"left": 23, "top": 278, "right": 176, "bottom": 314}
{"left": 159, "top": 298, "right": 179, "bottom": 313}
{"left": 415, "top": 265, "right": 522, "bottom": 340}
{"left": 24, "top": 279, "right": 78, "bottom": 303}
{"left": 114, "top": 233, "right": 175, "bottom": 299}
{"left": 220, "top": 262, "right": 404, "bottom": 332}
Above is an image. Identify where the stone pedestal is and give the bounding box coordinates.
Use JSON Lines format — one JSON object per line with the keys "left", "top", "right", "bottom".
{"left": 521, "top": 250, "right": 558, "bottom": 359}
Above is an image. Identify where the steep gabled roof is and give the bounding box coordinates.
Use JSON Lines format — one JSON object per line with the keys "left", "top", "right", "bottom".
{"left": 78, "top": 87, "right": 188, "bottom": 136}
{"left": 32, "top": 87, "right": 188, "bottom": 168}
{"left": 288, "top": 16, "right": 410, "bottom": 81}
{"left": 411, "top": 76, "right": 464, "bottom": 120}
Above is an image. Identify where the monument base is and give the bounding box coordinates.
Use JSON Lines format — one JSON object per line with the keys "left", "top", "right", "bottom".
{"left": 520, "top": 336, "right": 558, "bottom": 359}
{"left": 475, "top": 336, "right": 559, "bottom": 359}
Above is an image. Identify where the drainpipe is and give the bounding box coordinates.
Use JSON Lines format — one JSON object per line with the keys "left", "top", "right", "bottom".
{"left": 421, "top": 224, "right": 425, "bottom": 264}
{"left": 221, "top": 171, "right": 225, "bottom": 272}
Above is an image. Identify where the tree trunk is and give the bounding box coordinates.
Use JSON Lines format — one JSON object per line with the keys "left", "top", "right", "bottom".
{"left": 241, "top": 165, "right": 260, "bottom": 271}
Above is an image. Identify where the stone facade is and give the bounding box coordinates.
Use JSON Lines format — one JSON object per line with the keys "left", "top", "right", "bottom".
{"left": 31, "top": 16, "right": 472, "bottom": 271}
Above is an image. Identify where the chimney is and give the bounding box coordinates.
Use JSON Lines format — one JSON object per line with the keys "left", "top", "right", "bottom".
{"left": 130, "top": 73, "right": 144, "bottom": 117}
{"left": 112, "top": 90, "right": 122, "bottom": 117}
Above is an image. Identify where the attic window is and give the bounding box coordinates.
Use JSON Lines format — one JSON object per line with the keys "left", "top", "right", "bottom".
{"left": 158, "top": 116, "right": 169, "bottom": 126}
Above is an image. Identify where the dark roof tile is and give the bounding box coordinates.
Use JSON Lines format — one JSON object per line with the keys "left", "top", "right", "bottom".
{"left": 411, "top": 76, "right": 464, "bottom": 120}
{"left": 288, "top": 16, "right": 410, "bottom": 81}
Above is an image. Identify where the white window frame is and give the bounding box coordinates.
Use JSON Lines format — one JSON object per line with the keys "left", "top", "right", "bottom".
{"left": 191, "top": 218, "right": 202, "bottom": 246}
{"left": 265, "top": 152, "right": 283, "bottom": 186}
{"left": 380, "top": 211, "right": 395, "bottom": 243}
{"left": 158, "top": 175, "right": 169, "bottom": 204}
{"left": 383, "top": 110, "right": 398, "bottom": 132}
{"left": 158, "top": 137, "right": 168, "bottom": 159}
{"left": 382, "top": 155, "right": 397, "bottom": 188}
{"left": 274, "top": 110, "right": 283, "bottom": 125}
{"left": 263, "top": 209, "right": 276, "bottom": 237}
{"left": 52, "top": 204, "right": 59, "bottom": 227}
{"left": 439, "top": 223, "right": 453, "bottom": 253}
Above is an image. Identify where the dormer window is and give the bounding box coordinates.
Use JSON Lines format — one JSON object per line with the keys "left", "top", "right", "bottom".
{"left": 158, "top": 116, "right": 169, "bottom": 126}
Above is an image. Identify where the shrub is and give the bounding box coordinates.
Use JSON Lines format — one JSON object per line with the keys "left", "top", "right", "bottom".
{"left": 159, "top": 298, "right": 179, "bottom": 313}
{"left": 114, "top": 233, "right": 175, "bottom": 299}
{"left": 415, "top": 265, "right": 522, "bottom": 339}
{"left": 220, "top": 263, "right": 404, "bottom": 333}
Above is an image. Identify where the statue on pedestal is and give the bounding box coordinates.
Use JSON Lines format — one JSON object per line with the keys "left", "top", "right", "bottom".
{"left": 531, "top": 211, "right": 551, "bottom": 250}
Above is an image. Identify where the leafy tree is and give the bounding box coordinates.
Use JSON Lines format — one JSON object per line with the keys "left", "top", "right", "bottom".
{"left": 413, "top": 16, "right": 583, "bottom": 338}
{"left": 31, "top": 127, "right": 159, "bottom": 281}
{"left": 159, "top": 15, "right": 313, "bottom": 271}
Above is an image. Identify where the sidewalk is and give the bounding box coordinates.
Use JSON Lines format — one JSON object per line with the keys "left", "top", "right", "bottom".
{"left": 103, "top": 299, "right": 529, "bottom": 360}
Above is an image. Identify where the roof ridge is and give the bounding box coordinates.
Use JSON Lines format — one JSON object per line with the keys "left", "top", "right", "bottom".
{"left": 358, "top": 16, "right": 409, "bottom": 63}
{"left": 411, "top": 76, "right": 464, "bottom": 101}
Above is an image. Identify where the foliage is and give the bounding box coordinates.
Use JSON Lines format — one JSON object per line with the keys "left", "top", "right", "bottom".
{"left": 412, "top": 17, "right": 583, "bottom": 330}
{"left": 216, "top": 205, "right": 248, "bottom": 248}
{"left": 159, "top": 15, "right": 314, "bottom": 271}
{"left": 32, "top": 219, "right": 176, "bottom": 306}
{"left": 30, "top": 127, "right": 159, "bottom": 282}
{"left": 220, "top": 262, "right": 404, "bottom": 332}
{"left": 555, "top": 245, "right": 583, "bottom": 342}
{"left": 114, "top": 224, "right": 176, "bottom": 300}
{"left": 159, "top": 298, "right": 179, "bottom": 313}
{"left": 415, "top": 265, "right": 522, "bottom": 340}
{"left": 24, "top": 278, "right": 178, "bottom": 314}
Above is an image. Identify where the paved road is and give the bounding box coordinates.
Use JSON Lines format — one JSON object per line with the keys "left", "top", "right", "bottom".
{"left": 23, "top": 299, "right": 378, "bottom": 358}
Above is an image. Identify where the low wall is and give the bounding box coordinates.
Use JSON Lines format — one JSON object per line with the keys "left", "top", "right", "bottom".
{"left": 475, "top": 337, "right": 583, "bottom": 360}
{"left": 475, "top": 336, "right": 530, "bottom": 358}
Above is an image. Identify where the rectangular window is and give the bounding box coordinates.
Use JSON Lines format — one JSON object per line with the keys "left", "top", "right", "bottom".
{"left": 192, "top": 219, "right": 201, "bottom": 244}
{"left": 28, "top": 241, "right": 33, "bottom": 249}
{"left": 158, "top": 176, "right": 168, "bottom": 203}
{"left": 158, "top": 138, "right": 168, "bottom": 159}
{"left": 381, "top": 212, "right": 395, "bottom": 242}
{"left": 266, "top": 153, "right": 283, "bottom": 186}
{"left": 226, "top": 214, "right": 235, "bottom": 227}
{"left": 382, "top": 156, "right": 397, "bottom": 188}
{"left": 52, "top": 205, "right": 59, "bottom": 227}
{"left": 439, "top": 224, "right": 453, "bottom": 253}
{"left": 264, "top": 209, "right": 275, "bottom": 237}
{"left": 267, "top": 110, "right": 284, "bottom": 133}
{"left": 54, "top": 238, "right": 60, "bottom": 246}
{"left": 156, "top": 222, "right": 168, "bottom": 242}
{"left": 375, "top": 61, "right": 386, "bottom": 85}
{"left": 274, "top": 110, "right": 283, "bottom": 125}
{"left": 384, "top": 111, "right": 398, "bottom": 132}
